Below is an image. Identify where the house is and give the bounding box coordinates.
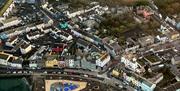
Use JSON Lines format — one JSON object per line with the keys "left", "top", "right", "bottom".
{"left": 45, "top": 59, "right": 59, "bottom": 68}
{"left": 28, "top": 46, "right": 47, "bottom": 61}
{"left": 163, "top": 81, "right": 180, "bottom": 91}
{"left": 0, "top": 17, "right": 22, "bottom": 30}
{"left": 95, "top": 52, "right": 111, "bottom": 70}
{"left": 0, "top": 0, "right": 14, "bottom": 18}
{"left": 144, "top": 53, "right": 162, "bottom": 66}
{"left": 83, "top": 19, "right": 99, "bottom": 28}
{"left": 14, "top": 0, "right": 36, "bottom": 4}
{"left": 165, "top": 16, "right": 176, "bottom": 26}
{"left": 158, "top": 25, "right": 169, "bottom": 34}
{"left": 0, "top": 52, "right": 19, "bottom": 67}
{"left": 81, "top": 56, "right": 97, "bottom": 71}
{"left": 147, "top": 73, "right": 163, "bottom": 84}
{"left": 74, "top": 50, "right": 110, "bottom": 72}
{"left": 121, "top": 52, "right": 145, "bottom": 73}
{"left": 138, "top": 35, "right": 154, "bottom": 47}
{"left": 166, "top": 31, "right": 180, "bottom": 40}
{"left": 20, "top": 41, "right": 32, "bottom": 54}
{"left": 102, "top": 37, "right": 121, "bottom": 59}
{"left": 155, "top": 35, "right": 168, "bottom": 43}
{"left": 111, "top": 63, "right": 125, "bottom": 77}
{"left": 171, "top": 56, "right": 180, "bottom": 65}
{"left": 136, "top": 8, "right": 154, "bottom": 19}
{"left": 56, "top": 4, "right": 69, "bottom": 10}
{"left": 5, "top": 36, "right": 18, "bottom": 47}
{"left": 8, "top": 58, "right": 22, "bottom": 68}
{"left": 76, "top": 38, "right": 94, "bottom": 52}
{"left": 64, "top": 55, "right": 75, "bottom": 68}
{"left": 26, "top": 30, "right": 44, "bottom": 40}
{"left": 57, "top": 31, "right": 73, "bottom": 41}
{"left": 0, "top": 33, "right": 8, "bottom": 41}
{"left": 29, "top": 61, "right": 38, "bottom": 68}
{"left": 176, "top": 22, "right": 180, "bottom": 30}
{"left": 123, "top": 71, "right": 156, "bottom": 91}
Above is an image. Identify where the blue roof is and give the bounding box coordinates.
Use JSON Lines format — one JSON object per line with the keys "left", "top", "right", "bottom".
{"left": 0, "top": 33, "right": 8, "bottom": 40}
{"left": 59, "top": 22, "right": 68, "bottom": 29}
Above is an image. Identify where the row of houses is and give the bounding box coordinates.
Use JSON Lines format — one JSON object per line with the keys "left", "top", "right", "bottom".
{"left": 112, "top": 63, "right": 163, "bottom": 91}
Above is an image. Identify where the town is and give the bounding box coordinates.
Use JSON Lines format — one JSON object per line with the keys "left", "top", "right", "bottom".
{"left": 0, "top": 0, "right": 179, "bottom": 91}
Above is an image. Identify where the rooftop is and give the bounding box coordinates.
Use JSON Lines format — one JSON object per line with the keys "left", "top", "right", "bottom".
{"left": 145, "top": 54, "right": 161, "bottom": 63}
{"left": 0, "top": 53, "right": 9, "bottom": 60}
{"left": 137, "top": 58, "right": 146, "bottom": 66}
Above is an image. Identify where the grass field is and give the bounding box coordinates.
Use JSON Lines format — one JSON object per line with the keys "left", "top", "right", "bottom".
{"left": 0, "top": 0, "right": 13, "bottom": 16}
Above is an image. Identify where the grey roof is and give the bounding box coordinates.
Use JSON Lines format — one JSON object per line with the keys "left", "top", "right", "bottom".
{"left": 110, "top": 42, "right": 121, "bottom": 51}
{"left": 174, "top": 56, "right": 180, "bottom": 62}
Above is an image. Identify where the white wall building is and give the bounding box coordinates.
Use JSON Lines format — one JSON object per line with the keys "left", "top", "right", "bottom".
{"left": 121, "top": 53, "right": 144, "bottom": 73}
{"left": 96, "top": 53, "right": 110, "bottom": 69}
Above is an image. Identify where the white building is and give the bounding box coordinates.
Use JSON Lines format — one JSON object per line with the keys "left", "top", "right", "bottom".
{"left": 2, "top": 1, "right": 15, "bottom": 18}
{"left": 0, "top": 52, "right": 20, "bottom": 68}
{"left": 20, "top": 41, "right": 32, "bottom": 54}
{"left": 0, "top": 17, "right": 22, "bottom": 30}
{"left": 57, "top": 31, "right": 73, "bottom": 41}
{"left": 14, "top": 0, "right": 36, "bottom": 4}
{"left": 121, "top": 53, "right": 144, "bottom": 73}
{"left": 65, "top": 55, "right": 75, "bottom": 68}
{"left": 5, "top": 37, "right": 18, "bottom": 47}
{"left": 96, "top": 53, "right": 111, "bottom": 70}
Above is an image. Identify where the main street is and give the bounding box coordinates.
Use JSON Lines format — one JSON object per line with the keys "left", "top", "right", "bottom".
{"left": 0, "top": 67, "right": 130, "bottom": 90}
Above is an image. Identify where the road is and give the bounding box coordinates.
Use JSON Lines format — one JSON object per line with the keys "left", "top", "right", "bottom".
{"left": 0, "top": 67, "right": 128, "bottom": 89}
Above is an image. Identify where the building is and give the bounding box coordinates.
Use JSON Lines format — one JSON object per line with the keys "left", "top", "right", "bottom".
{"left": 45, "top": 59, "right": 59, "bottom": 68}
{"left": 26, "top": 30, "right": 44, "bottom": 40}
{"left": 0, "top": 52, "right": 19, "bottom": 67}
{"left": 176, "top": 22, "right": 180, "bottom": 30}
{"left": 57, "top": 31, "right": 73, "bottom": 41}
{"left": 123, "top": 71, "right": 156, "bottom": 91}
{"left": 166, "top": 31, "right": 180, "bottom": 40}
{"left": 138, "top": 35, "right": 154, "bottom": 47}
{"left": 147, "top": 73, "right": 163, "bottom": 84}
{"left": 102, "top": 37, "right": 121, "bottom": 59}
{"left": 0, "top": 0, "right": 14, "bottom": 18}
{"left": 5, "top": 36, "right": 18, "bottom": 47}
{"left": 171, "top": 56, "right": 180, "bottom": 65}
{"left": 20, "top": 41, "right": 32, "bottom": 54}
{"left": 29, "top": 61, "right": 38, "bottom": 68}
{"left": 0, "top": 17, "right": 22, "bottom": 30}
{"left": 144, "top": 53, "right": 162, "bottom": 66}
{"left": 64, "top": 55, "right": 75, "bottom": 68}
{"left": 83, "top": 19, "right": 99, "bottom": 28}
{"left": 111, "top": 63, "right": 125, "bottom": 77}
{"left": 158, "top": 25, "right": 169, "bottom": 34}
{"left": 14, "top": 0, "right": 36, "bottom": 4}
{"left": 96, "top": 52, "right": 111, "bottom": 70}
{"left": 121, "top": 52, "right": 145, "bottom": 73}
{"left": 8, "top": 58, "right": 22, "bottom": 68}
{"left": 156, "top": 35, "right": 168, "bottom": 43}
{"left": 125, "top": 38, "right": 140, "bottom": 53}
{"left": 0, "top": 33, "right": 8, "bottom": 41}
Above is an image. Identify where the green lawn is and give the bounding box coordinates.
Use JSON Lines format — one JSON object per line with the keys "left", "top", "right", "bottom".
{"left": 0, "top": 0, "right": 13, "bottom": 16}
